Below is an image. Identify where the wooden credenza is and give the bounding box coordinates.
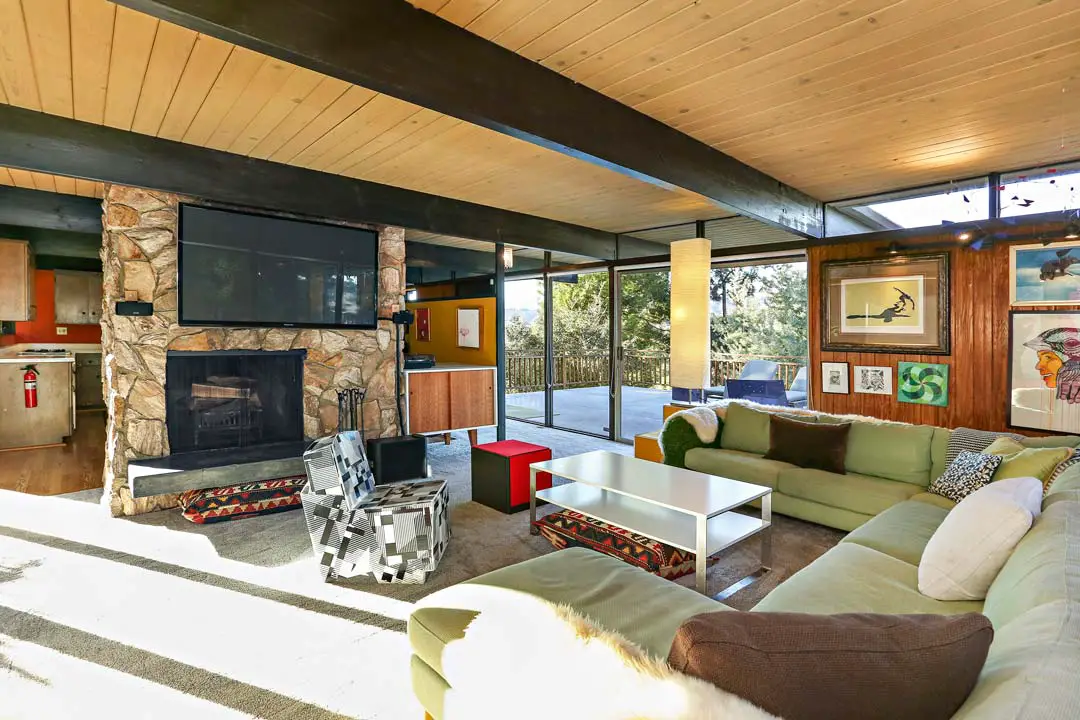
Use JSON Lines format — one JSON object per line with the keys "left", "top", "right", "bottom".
{"left": 404, "top": 364, "right": 496, "bottom": 443}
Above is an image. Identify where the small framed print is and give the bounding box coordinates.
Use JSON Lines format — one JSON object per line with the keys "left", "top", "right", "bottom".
{"left": 457, "top": 307, "right": 482, "bottom": 349}
{"left": 898, "top": 361, "right": 949, "bottom": 407}
{"left": 821, "top": 362, "right": 849, "bottom": 394}
{"left": 854, "top": 365, "right": 892, "bottom": 395}
{"left": 416, "top": 307, "right": 431, "bottom": 341}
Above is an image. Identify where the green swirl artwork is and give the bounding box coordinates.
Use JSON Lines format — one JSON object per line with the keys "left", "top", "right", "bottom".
{"left": 898, "top": 362, "right": 949, "bottom": 407}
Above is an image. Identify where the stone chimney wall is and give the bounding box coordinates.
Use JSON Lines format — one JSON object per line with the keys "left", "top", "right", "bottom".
{"left": 100, "top": 184, "right": 405, "bottom": 516}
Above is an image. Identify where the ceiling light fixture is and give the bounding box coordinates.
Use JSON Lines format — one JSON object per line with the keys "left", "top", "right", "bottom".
{"left": 956, "top": 230, "right": 972, "bottom": 242}
{"left": 1064, "top": 222, "right": 1080, "bottom": 240}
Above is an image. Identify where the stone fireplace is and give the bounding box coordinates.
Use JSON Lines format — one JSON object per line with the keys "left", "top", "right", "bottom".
{"left": 165, "top": 350, "right": 306, "bottom": 454}
{"left": 100, "top": 184, "right": 405, "bottom": 516}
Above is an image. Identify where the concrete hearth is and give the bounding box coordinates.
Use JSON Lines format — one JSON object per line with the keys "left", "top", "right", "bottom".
{"left": 99, "top": 184, "right": 406, "bottom": 516}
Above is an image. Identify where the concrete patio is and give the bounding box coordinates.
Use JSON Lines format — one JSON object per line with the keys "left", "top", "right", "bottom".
{"left": 507, "top": 386, "right": 671, "bottom": 439}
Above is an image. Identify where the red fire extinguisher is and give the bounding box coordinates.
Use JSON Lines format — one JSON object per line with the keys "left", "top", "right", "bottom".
{"left": 22, "top": 365, "right": 38, "bottom": 409}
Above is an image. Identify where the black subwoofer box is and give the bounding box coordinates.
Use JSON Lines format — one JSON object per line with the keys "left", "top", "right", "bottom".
{"left": 366, "top": 435, "right": 429, "bottom": 485}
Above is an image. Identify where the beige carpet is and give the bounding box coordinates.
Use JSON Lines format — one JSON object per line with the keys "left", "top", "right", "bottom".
{"left": 0, "top": 423, "right": 843, "bottom": 718}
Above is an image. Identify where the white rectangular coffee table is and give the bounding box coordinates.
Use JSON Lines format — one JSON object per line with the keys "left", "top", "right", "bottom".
{"left": 529, "top": 450, "right": 772, "bottom": 596}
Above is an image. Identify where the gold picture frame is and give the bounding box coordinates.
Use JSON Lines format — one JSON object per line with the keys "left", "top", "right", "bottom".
{"left": 821, "top": 253, "right": 950, "bottom": 355}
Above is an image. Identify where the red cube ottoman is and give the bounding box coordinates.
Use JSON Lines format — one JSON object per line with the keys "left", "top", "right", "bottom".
{"left": 471, "top": 440, "right": 552, "bottom": 513}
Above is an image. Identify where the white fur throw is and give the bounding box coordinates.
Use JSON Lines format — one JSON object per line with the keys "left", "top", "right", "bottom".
{"left": 664, "top": 406, "right": 721, "bottom": 444}
{"left": 431, "top": 584, "right": 777, "bottom": 720}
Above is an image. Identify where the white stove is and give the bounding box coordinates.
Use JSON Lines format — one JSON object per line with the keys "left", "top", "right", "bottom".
{"left": 17, "top": 349, "right": 69, "bottom": 357}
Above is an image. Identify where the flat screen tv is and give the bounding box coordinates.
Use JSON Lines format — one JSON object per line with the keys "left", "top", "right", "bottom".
{"left": 178, "top": 204, "right": 379, "bottom": 329}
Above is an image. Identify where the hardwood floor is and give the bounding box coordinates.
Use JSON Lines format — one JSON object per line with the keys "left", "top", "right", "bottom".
{"left": 0, "top": 409, "right": 105, "bottom": 495}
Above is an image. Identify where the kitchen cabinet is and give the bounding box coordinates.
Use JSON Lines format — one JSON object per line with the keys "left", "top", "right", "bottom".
{"left": 75, "top": 353, "right": 104, "bottom": 409}
{"left": 55, "top": 270, "right": 104, "bottom": 325}
{"left": 0, "top": 355, "right": 74, "bottom": 449}
{"left": 0, "top": 239, "right": 34, "bottom": 321}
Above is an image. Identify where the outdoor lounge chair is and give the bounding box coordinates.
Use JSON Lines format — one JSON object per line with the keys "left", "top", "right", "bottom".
{"left": 786, "top": 366, "right": 808, "bottom": 407}
{"left": 703, "top": 359, "right": 780, "bottom": 401}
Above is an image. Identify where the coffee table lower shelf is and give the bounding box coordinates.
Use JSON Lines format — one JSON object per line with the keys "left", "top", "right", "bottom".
{"left": 535, "top": 484, "right": 768, "bottom": 556}
{"left": 534, "top": 483, "right": 771, "bottom": 596}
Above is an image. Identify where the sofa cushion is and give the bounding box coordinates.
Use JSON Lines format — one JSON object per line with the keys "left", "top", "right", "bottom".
{"left": 983, "top": 498, "right": 1080, "bottom": 629}
{"left": 931, "top": 427, "right": 951, "bottom": 485}
{"left": 952, "top": 601, "right": 1080, "bottom": 720}
{"left": 1046, "top": 462, "right": 1080, "bottom": 498}
{"left": 842, "top": 499, "right": 951, "bottom": 566}
{"left": 719, "top": 403, "right": 772, "bottom": 455}
{"left": 771, "top": 492, "right": 873, "bottom": 532}
{"left": 845, "top": 421, "right": 935, "bottom": 486}
{"left": 984, "top": 437, "right": 1071, "bottom": 487}
{"left": 669, "top": 611, "right": 993, "bottom": 720}
{"left": 1018, "top": 435, "right": 1080, "bottom": 449}
{"left": 918, "top": 477, "right": 1043, "bottom": 602}
{"left": 684, "top": 448, "right": 792, "bottom": 490}
{"left": 409, "top": 547, "right": 722, "bottom": 677}
{"left": 910, "top": 492, "right": 958, "bottom": 511}
{"left": 753, "top": 543, "right": 984, "bottom": 616}
{"left": 763, "top": 414, "right": 850, "bottom": 474}
{"left": 778, "top": 467, "right": 922, "bottom": 517}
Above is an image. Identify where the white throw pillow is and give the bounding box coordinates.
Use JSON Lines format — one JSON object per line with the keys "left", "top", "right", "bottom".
{"left": 918, "top": 476, "right": 1043, "bottom": 601}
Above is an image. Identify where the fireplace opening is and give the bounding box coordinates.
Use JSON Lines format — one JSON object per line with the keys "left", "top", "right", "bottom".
{"left": 165, "top": 350, "right": 305, "bottom": 454}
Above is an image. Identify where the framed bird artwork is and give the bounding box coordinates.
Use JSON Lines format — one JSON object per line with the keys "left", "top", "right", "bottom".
{"left": 1010, "top": 242, "right": 1080, "bottom": 307}
{"left": 821, "top": 253, "right": 950, "bottom": 355}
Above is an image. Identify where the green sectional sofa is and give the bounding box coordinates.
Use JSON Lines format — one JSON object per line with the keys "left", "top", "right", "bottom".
{"left": 666, "top": 402, "right": 1080, "bottom": 531}
{"left": 408, "top": 408, "right": 1080, "bottom": 718}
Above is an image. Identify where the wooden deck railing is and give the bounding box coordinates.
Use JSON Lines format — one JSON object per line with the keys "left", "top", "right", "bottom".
{"left": 506, "top": 353, "right": 806, "bottom": 393}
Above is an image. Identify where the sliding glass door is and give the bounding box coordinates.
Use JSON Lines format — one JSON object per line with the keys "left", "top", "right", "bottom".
{"left": 617, "top": 268, "right": 671, "bottom": 441}
{"left": 504, "top": 277, "right": 547, "bottom": 424}
{"left": 550, "top": 270, "right": 611, "bottom": 436}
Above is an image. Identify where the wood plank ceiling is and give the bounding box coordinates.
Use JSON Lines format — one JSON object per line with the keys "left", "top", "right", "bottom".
{"left": 412, "top": 0, "right": 1080, "bottom": 201}
{"left": 0, "top": 0, "right": 1075, "bottom": 245}
{"left": 0, "top": 0, "right": 724, "bottom": 236}
{"left": 0, "top": 166, "right": 104, "bottom": 199}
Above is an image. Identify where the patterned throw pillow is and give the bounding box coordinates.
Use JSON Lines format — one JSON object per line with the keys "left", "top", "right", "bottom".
{"left": 178, "top": 476, "right": 305, "bottom": 524}
{"left": 1045, "top": 450, "right": 1080, "bottom": 496}
{"left": 928, "top": 452, "right": 1003, "bottom": 503}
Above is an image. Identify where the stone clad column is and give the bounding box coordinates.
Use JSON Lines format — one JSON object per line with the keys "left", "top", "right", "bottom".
{"left": 100, "top": 184, "right": 406, "bottom": 517}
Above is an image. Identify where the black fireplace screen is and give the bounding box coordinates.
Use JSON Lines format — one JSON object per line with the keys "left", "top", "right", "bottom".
{"left": 165, "top": 350, "right": 305, "bottom": 454}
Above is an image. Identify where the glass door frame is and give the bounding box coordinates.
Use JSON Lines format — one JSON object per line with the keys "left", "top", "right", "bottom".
{"left": 613, "top": 261, "right": 675, "bottom": 443}
{"left": 546, "top": 266, "right": 615, "bottom": 440}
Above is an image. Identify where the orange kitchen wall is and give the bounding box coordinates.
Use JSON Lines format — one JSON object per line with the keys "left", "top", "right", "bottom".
{"left": 406, "top": 297, "right": 496, "bottom": 366}
{"left": 10, "top": 270, "right": 102, "bottom": 345}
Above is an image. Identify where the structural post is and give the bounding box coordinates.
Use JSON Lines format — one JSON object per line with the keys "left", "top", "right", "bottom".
{"left": 988, "top": 172, "right": 1002, "bottom": 219}
{"left": 495, "top": 242, "right": 507, "bottom": 441}
{"left": 544, "top": 253, "right": 554, "bottom": 428}
{"left": 608, "top": 265, "right": 619, "bottom": 441}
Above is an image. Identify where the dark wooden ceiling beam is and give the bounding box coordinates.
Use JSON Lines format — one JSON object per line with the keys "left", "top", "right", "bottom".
{"left": 112, "top": 0, "right": 825, "bottom": 239}
{"left": 406, "top": 241, "right": 498, "bottom": 273}
{"left": 0, "top": 185, "right": 102, "bottom": 234}
{"left": 0, "top": 105, "right": 625, "bottom": 260}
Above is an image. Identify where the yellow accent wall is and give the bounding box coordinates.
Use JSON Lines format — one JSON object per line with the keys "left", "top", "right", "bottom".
{"left": 407, "top": 297, "right": 497, "bottom": 366}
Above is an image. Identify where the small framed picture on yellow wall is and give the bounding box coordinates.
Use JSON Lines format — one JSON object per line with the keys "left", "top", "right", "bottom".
{"left": 457, "top": 307, "right": 482, "bottom": 349}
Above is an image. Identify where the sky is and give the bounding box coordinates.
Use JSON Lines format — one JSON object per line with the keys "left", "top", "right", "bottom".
{"left": 867, "top": 168, "right": 1080, "bottom": 228}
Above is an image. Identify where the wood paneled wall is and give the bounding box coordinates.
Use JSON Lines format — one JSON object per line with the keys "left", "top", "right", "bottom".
{"left": 809, "top": 227, "right": 1078, "bottom": 433}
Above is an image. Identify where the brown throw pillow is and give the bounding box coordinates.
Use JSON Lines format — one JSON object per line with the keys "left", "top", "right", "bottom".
{"left": 763, "top": 414, "right": 850, "bottom": 473}
{"left": 668, "top": 611, "right": 993, "bottom": 720}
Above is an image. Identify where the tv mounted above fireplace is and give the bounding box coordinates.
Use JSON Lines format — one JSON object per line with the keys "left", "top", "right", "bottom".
{"left": 178, "top": 204, "right": 379, "bottom": 329}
